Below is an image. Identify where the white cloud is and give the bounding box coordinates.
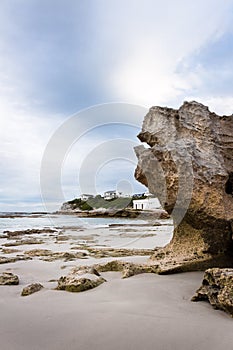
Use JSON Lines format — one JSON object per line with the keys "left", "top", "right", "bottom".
{"left": 1, "top": 0, "right": 233, "bottom": 211}
{"left": 93, "top": 0, "right": 233, "bottom": 107}
{"left": 60, "top": 125, "right": 145, "bottom": 202}
{"left": 0, "top": 91, "right": 64, "bottom": 211}
{"left": 184, "top": 96, "right": 233, "bottom": 115}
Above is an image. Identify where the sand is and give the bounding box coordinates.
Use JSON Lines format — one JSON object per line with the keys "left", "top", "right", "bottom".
{"left": 0, "top": 268, "right": 233, "bottom": 350}
{"left": 0, "top": 219, "right": 232, "bottom": 349}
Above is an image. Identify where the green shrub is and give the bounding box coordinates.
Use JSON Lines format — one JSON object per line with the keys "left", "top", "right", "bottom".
{"left": 66, "top": 195, "right": 134, "bottom": 211}
{"left": 80, "top": 202, "right": 93, "bottom": 211}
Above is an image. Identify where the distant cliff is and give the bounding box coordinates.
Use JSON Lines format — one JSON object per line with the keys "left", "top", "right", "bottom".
{"left": 59, "top": 196, "right": 169, "bottom": 219}
{"left": 60, "top": 195, "right": 133, "bottom": 211}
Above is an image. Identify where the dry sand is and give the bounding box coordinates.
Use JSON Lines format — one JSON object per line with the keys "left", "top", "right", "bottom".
{"left": 0, "top": 268, "right": 233, "bottom": 350}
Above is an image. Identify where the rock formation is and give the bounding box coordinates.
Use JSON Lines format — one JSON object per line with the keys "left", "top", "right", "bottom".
{"left": 0, "top": 272, "right": 19, "bottom": 285}
{"left": 56, "top": 266, "right": 106, "bottom": 292}
{"left": 135, "top": 101, "right": 233, "bottom": 273}
{"left": 21, "top": 283, "right": 44, "bottom": 296}
{"left": 58, "top": 206, "right": 169, "bottom": 219}
{"left": 92, "top": 260, "right": 158, "bottom": 278}
{"left": 192, "top": 268, "right": 233, "bottom": 317}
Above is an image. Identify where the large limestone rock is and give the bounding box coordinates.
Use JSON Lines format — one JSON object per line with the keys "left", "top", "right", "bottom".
{"left": 192, "top": 268, "right": 233, "bottom": 317}
{"left": 135, "top": 101, "right": 233, "bottom": 273}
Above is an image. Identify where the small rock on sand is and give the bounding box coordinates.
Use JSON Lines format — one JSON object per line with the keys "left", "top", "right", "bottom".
{"left": 21, "top": 283, "right": 44, "bottom": 296}
{"left": 57, "top": 267, "right": 106, "bottom": 292}
{"left": 0, "top": 272, "right": 19, "bottom": 285}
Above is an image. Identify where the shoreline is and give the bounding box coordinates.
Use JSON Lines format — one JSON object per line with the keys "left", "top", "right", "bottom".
{"left": 0, "top": 208, "right": 170, "bottom": 220}
{"left": 56, "top": 208, "right": 170, "bottom": 219}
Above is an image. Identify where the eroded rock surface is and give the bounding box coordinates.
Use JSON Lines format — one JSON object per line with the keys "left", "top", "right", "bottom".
{"left": 4, "top": 228, "right": 57, "bottom": 238}
{"left": 94, "top": 260, "right": 158, "bottom": 278}
{"left": 56, "top": 266, "right": 106, "bottom": 292}
{"left": 3, "top": 238, "right": 44, "bottom": 247}
{"left": 0, "top": 255, "right": 32, "bottom": 264}
{"left": 135, "top": 101, "right": 233, "bottom": 272}
{"left": 0, "top": 272, "right": 19, "bottom": 285}
{"left": 68, "top": 261, "right": 159, "bottom": 279}
{"left": 192, "top": 268, "right": 233, "bottom": 316}
{"left": 58, "top": 207, "right": 168, "bottom": 219}
{"left": 21, "top": 283, "right": 44, "bottom": 296}
{"left": 24, "top": 249, "right": 87, "bottom": 261}
{"left": 71, "top": 246, "right": 156, "bottom": 259}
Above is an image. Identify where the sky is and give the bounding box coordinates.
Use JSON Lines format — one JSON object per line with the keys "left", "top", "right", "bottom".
{"left": 1, "top": 0, "right": 233, "bottom": 211}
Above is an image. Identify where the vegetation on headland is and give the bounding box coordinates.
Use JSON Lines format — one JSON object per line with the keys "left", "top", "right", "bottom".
{"left": 66, "top": 194, "right": 146, "bottom": 211}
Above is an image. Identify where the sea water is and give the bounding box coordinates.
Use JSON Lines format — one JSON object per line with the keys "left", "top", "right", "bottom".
{"left": 0, "top": 213, "right": 173, "bottom": 248}
{"left": 0, "top": 214, "right": 148, "bottom": 232}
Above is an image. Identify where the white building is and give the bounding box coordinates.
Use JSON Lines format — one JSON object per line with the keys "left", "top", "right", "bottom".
{"left": 133, "top": 197, "right": 161, "bottom": 210}
{"left": 80, "top": 194, "right": 94, "bottom": 201}
{"left": 144, "top": 190, "right": 152, "bottom": 197}
{"left": 117, "top": 192, "right": 131, "bottom": 198}
{"left": 104, "top": 190, "right": 132, "bottom": 200}
{"left": 104, "top": 190, "right": 118, "bottom": 200}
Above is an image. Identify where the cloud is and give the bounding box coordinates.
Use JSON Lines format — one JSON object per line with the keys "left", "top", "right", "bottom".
{"left": 0, "top": 94, "right": 64, "bottom": 211}
{"left": 61, "top": 132, "right": 145, "bottom": 200}
{"left": 175, "top": 30, "right": 233, "bottom": 114}
{"left": 1, "top": 0, "right": 233, "bottom": 211}
{"left": 184, "top": 96, "right": 233, "bottom": 116}
{"left": 0, "top": 0, "right": 109, "bottom": 114}
{"left": 40, "top": 106, "right": 147, "bottom": 211}
{"left": 91, "top": 0, "right": 233, "bottom": 109}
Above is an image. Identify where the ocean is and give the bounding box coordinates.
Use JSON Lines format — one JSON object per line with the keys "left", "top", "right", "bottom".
{"left": 0, "top": 213, "right": 173, "bottom": 249}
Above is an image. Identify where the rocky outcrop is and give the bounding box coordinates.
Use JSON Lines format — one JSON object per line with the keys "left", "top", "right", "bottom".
{"left": 65, "top": 261, "right": 158, "bottom": 279}
{"left": 0, "top": 272, "right": 19, "bottom": 285}
{"left": 3, "top": 228, "right": 57, "bottom": 238}
{"left": 58, "top": 207, "right": 169, "bottom": 219}
{"left": 24, "top": 249, "right": 87, "bottom": 261}
{"left": 21, "top": 283, "right": 44, "bottom": 296}
{"left": 71, "top": 247, "right": 156, "bottom": 259}
{"left": 56, "top": 261, "right": 158, "bottom": 291}
{"left": 3, "top": 238, "right": 45, "bottom": 247}
{"left": 0, "top": 255, "right": 32, "bottom": 264}
{"left": 56, "top": 266, "right": 106, "bottom": 292}
{"left": 135, "top": 101, "right": 233, "bottom": 273}
{"left": 192, "top": 268, "right": 233, "bottom": 317}
{"left": 93, "top": 260, "right": 158, "bottom": 278}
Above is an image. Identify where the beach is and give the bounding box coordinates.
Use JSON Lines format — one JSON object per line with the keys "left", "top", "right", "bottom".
{"left": 0, "top": 214, "right": 232, "bottom": 349}
{"left": 1, "top": 0, "right": 233, "bottom": 348}
{"left": 0, "top": 269, "right": 232, "bottom": 350}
